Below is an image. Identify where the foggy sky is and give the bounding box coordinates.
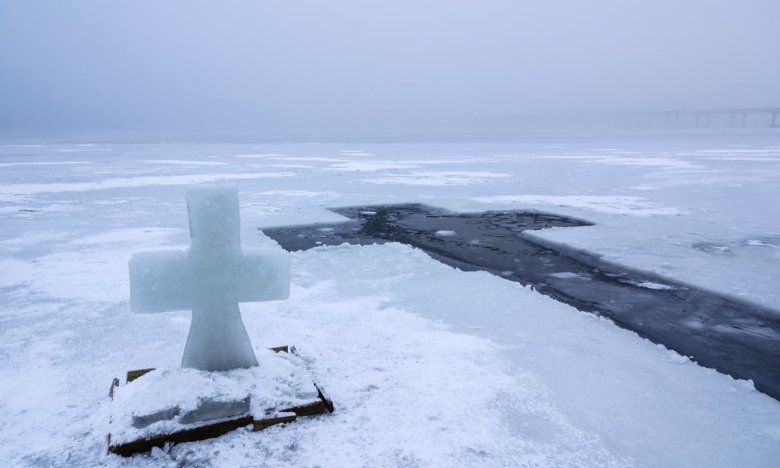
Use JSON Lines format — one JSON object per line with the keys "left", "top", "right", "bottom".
{"left": 1, "top": 1, "right": 779, "bottom": 137}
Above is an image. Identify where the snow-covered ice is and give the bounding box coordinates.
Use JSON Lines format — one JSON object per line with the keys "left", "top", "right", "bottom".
{"left": 1, "top": 133, "right": 780, "bottom": 466}
{"left": 475, "top": 194, "right": 686, "bottom": 216}
{"left": 109, "top": 350, "right": 319, "bottom": 446}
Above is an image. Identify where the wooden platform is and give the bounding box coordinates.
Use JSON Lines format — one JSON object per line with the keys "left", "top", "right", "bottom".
{"left": 107, "top": 346, "right": 334, "bottom": 457}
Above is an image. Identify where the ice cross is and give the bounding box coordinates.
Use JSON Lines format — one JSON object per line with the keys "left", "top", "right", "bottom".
{"left": 128, "top": 186, "right": 290, "bottom": 372}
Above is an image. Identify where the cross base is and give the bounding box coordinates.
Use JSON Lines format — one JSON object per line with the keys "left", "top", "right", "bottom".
{"left": 107, "top": 346, "right": 334, "bottom": 457}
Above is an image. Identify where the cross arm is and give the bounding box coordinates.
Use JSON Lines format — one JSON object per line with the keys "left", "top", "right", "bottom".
{"left": 232, "top": 249, "right": 290, "bottom": 303}
{"left": 129, "top": 250, "right": 192, "bottom": 313}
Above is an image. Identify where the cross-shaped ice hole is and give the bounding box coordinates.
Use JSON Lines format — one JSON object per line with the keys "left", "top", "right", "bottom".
{"left": 129, "top": 186, "right": 290, "bottom": 371}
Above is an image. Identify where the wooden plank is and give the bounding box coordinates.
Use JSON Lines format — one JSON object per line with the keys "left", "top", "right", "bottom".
{"left": 314, "top": 381, "right": 335, "bottom": 413}
{"left": 109, "top": 378, "right": 120, "bottom": 400}
{"left": 109, "top": 415, "right": 253, "bottom": 457}
{"left": 289, "top": 346, "right": 335, "bottom": 414}
{"left": 252, "top": 413, "right": 297, "bottom": 431}
{"left": 284, "top": 399, "right": 327, "bottom": 417}
{"left": 126, "top": 368, "right": 155, "bottom": 383}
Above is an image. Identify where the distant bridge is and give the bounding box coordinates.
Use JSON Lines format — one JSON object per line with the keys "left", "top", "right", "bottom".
{"left": 620, "top": 107, "right": 780, "bottom": 128}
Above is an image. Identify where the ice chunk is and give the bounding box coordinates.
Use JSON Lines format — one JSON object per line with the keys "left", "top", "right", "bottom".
{"left": 186, "top": 186, "right": 242, "bottom": 258}
{"left": 128, "top": 186, "right": 291, "bottom": 371}
{"left": 132, "top": 406, "right": 181, "bottom": 429}
{"left": 179, "top": 396, "right": 251, "bottom": 424}
{"left": 435, "top": 230, "right": 457, "bottom": 237}
{"left": 129, "top": 250, "right": 190, "bottom": 314}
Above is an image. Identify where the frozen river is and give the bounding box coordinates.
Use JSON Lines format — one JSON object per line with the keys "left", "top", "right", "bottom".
{"left": 1, "top": 131, "right": 780, "bottom": 466}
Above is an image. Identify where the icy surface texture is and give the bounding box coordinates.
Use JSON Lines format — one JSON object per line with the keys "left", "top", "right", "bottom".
{"left": 128, "top": 186, "right": 290, "bottom": 371}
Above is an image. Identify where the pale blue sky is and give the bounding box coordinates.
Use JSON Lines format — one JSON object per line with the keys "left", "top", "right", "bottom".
{"left": 1, "top": 1, "right": 778, "bottom": 136}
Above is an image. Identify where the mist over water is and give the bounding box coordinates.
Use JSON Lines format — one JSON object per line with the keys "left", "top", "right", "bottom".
{"left": 1, "top": 1, "right": 779, "bottom": 139}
